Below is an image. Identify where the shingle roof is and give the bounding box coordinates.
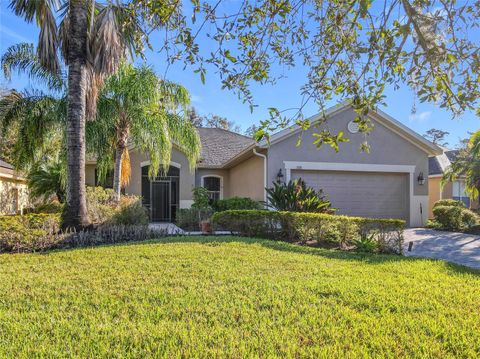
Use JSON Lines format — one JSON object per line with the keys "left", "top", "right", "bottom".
{"left": 197, "top": 128, "right": 255, "bottom": 167}
{"left": 444, "top": 150, "right": 459, "bottom": 162}
{"left": 429, "top": 150, "right": 458, "bottom": 176}
{"left": 0, "top": 158, "right": 13, "bottom": 170}
{"left": 428, "top": 156, "right": 443, "bottom": 175}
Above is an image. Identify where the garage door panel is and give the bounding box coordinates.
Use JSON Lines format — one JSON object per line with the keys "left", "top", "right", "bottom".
{"left": 292, "top": 170, "right": 408, "bottom": 220}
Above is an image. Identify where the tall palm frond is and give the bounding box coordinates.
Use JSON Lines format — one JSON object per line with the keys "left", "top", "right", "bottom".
{"left": 1, "top": 43, "right": 64, "bottom": 91}
{"left": 9, "top": 0, "right": 62, "bottom": 74}
{"left": 0, "top": 89, "right": 66, "bottom": 170}
{"left": 90, "top": 6, "right": 124, "bottom": 76}
{"left": 165, "top": 112, "right": 201, "bottom": 170}
{"left": 468, "top": 130, "right": 480, "bottom": 158}
{"left": 442, "top": 131, "right": 480, "bottom": 203}
{"left": 37, "top": 1, "right": 60, "bottom": 74}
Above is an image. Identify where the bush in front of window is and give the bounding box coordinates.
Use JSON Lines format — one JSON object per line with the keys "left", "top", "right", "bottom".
{"left": 192, "top": 187, "right": 210, "bottom": 210}
{"left": 212, "top": 197, "right": 261, "bottom": 212}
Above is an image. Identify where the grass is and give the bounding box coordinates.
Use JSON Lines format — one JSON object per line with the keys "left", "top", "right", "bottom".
{"left": 0, "top": 236, "right": 479, "bottom": 358}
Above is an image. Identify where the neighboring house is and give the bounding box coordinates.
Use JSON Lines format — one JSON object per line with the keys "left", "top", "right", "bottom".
{"left": 85, "top": 102, "right": 442, "bottom": 226}
{"left": 0, "top": 159, "right": 30, "bottom": 215}
{"left": 428, "top": 149, "right": 477, "bottom": 218}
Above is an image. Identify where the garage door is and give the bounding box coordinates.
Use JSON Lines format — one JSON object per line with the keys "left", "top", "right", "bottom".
{"left": 291, "top": 170, "right": 409, "bottom": 220}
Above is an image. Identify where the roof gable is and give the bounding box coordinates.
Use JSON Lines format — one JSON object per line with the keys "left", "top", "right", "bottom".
{"left": 429, "top": 149, "right": 459, "bottom": 176}
{"left": 258, "top": 102, "right": 442, "bottom": 156}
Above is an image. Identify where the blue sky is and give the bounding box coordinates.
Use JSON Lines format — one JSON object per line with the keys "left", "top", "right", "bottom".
{"left": 0, "top": 2, "right": 478, "bottom": 149}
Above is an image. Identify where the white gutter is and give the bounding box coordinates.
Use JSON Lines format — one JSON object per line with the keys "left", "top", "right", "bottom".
{"left": 252, "top": 148, "right": 267, "bottom": 203}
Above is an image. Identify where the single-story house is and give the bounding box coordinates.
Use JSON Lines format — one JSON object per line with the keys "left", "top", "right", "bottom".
{"left": 428, "top": 149, "right": 478, "bottom": 218}
{"left": 0, "top": 159, "right": 30, "bottom": 215}
{"left": 86, "top": 102, "right": 442, "bottom": 226}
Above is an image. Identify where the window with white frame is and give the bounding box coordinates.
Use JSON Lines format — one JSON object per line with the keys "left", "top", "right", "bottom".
{"left": 202, "top": 176, "right": 222, "bottom": 201}
{"left": 453, "top": 180, "right": 470, "bottom": 207}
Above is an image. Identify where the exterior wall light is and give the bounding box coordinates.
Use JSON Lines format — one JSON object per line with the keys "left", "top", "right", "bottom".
{"left": 276, "top": 169, "right": 284, "bottom": 183}
{"left": 417, "top": 172, "right": 425, "bottom": 185}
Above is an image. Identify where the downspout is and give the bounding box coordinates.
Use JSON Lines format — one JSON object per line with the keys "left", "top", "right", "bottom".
{"left": 252, "top": 148, "right": 267, "bottom": 203}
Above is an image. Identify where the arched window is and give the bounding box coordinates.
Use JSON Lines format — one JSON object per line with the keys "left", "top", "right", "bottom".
{"left": 202, "top": 176, "right": 222, "bottom": 201}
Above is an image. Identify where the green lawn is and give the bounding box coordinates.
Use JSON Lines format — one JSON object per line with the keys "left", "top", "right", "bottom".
{"left": 0, "top": 237, "right": 479, "bottom": 358}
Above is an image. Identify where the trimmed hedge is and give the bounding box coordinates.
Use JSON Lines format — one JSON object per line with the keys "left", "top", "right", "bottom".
{"left": 212, "top": 210, "right": 405, "bottom": 254}
{"left": 433, "top": 199, "right": 465, "bottom": 208}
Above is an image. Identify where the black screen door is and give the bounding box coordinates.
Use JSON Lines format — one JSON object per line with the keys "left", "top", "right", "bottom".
{"left": 151, "top": 181, "right": 170, "bottom": 222}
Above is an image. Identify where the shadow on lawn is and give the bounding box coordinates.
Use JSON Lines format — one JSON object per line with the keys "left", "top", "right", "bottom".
{"left": 152, "top": 235, "right": 480, "bottom": 275}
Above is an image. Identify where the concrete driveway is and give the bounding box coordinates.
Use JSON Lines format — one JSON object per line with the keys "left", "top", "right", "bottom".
{"left": 404, "top": 228, "right": 480, "bottom": 270}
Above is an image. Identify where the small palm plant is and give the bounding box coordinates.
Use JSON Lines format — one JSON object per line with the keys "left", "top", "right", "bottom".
{"left": 265, "top": 179, "right": 334, "bottom": 213}
{"left": 27, "top": 157, "right": 67, "bottom": 203}
{"left": 352, "top": 233, "right": 379, "bottom": 253}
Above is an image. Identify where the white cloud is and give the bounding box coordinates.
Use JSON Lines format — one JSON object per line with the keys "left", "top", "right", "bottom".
{"left": 0, "top": 25, "right": 31, "bottom": 43}
{"left": 409, "top": 111, "right": 432, "bottom": 123}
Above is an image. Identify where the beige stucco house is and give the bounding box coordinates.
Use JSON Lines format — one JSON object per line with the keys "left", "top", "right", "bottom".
{"left": 0, "top": 159, "right": 30, "bottom": 215}
{"left": 428, "top": 149, "right": 478, "bottom": 218}
{"left": 86, "top": 103, "right": 442, "bottom": 226}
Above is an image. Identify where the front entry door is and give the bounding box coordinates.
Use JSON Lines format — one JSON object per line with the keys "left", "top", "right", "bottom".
{"left": 151, "top": 181, "right": 170, "bottom": 222}
{"left": 142, "top": 165, "right": 180, "bottom": 222}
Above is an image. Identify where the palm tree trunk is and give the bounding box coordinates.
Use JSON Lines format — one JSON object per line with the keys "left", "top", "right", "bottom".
{"left": 112, "top": 120, "right": 130, "bottom": 202}
{"left": 62, "top": 2, "right": 90, "bottom": 229}
{"left": 112, "top": 145, "right": 124, "bottom": 202}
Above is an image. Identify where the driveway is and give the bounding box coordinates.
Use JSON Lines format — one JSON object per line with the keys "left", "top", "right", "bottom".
{"left": 404, "top": 228, "right": 480, "bottom": 270}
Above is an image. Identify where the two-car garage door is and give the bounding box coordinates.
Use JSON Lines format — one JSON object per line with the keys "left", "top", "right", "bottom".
{"left": 291, "top": 170, "right": 409, "bottom": 220}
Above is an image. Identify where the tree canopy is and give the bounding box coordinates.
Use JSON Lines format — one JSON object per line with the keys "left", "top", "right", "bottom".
{"left": 158, "top": 0, "right": 480, "bottom": 148}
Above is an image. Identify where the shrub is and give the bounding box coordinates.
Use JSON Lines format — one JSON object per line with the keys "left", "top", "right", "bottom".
{"left": 192, "top": 187, "right": 210, "bottom": 210}
{"left": 85, "top": 186, "right": 116, "bottom": 224}
{"left": 110, "top": 197, "right": 149, "bottom": 225}
{"left": 212, "top": 197, "right": 261, "bottom": 212}
{"left": 0, "top": 221, "right": 168, "bottom": 253}
{"left": 265, "top": 179, "right": 334, "bottom": 213}
{"left": 212, "top": 210, "right": 405, "bottom": 254}
{"left": 433, "top": 199, "right": 465, "bottom": 209}
{"left": 353, "top": 233, "right": 379, "bottom": 253}
{"left": 83, "top": 187, "right": 148, "bottom": 225}
{"left": 0, "top": 187, "right": 153, "bottom": 253}
{"left": 33, "top": 201, "right": 64, "bottom": 214}
{"left": 176, "top": 208, "right": 213, "bottom": 231}
{"left": 462, "top": 208, "right": 478, "bottom": 228}
{"left": 431, "top": 199, "right": 478, "bottom": 231}
{"left": 0, "top": 213, "right": 61, "bottom": 252}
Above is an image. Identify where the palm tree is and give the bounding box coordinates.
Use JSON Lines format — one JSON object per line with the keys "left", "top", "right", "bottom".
{"left": 7, "top": 0, "right": 175, "bottom": 229}
{"left": 88, "top": 63, "right": 201, "bottom": 201}
{"left": 442, "top": 130, "right": 480, "bottom": 204}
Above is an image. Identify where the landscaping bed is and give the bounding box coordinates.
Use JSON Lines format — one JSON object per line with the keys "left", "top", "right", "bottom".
{"left": 0, "top": 237, "right": 478, "bottom": 357}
